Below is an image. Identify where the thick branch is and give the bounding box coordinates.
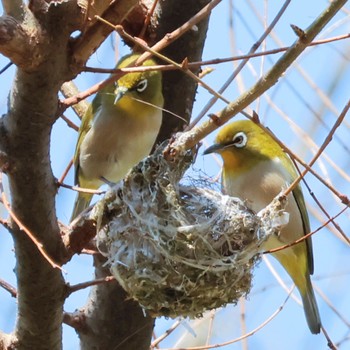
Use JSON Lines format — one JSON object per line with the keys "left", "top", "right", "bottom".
{"left": 0, "top": 2, "right": 89, "bottom": 349}
{"left": 76, "top": 0, "right": 120, "bottom": 28}
{"left": 71, "top": 0, "right": 138, "bottom": 68}
{"left": 2, "top": 0, "right": 25, "bottom": 20}
{"left": 0, "top": 1, "right": 85, "bottom": 71}
{"left": 79, "top": 255, "right": 155, "bottom": 350}
{"left": 0, "top": 15, "right": 41, "bottom": 68}
{"left": 5, "top": 68, "right": 66, "bottom": 350}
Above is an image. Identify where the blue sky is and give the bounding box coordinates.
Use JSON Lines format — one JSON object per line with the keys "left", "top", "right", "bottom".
{"left": 0, "top": 1, "right": 350, "bottom": 349}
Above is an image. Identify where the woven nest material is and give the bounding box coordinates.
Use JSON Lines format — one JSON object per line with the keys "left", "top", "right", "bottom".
{"left": 95, "top": 144, "right": 280, "bottom": 318}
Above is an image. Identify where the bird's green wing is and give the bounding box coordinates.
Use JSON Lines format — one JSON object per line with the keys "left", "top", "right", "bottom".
{"left": 282, "top": 153, "right": 314, "bottom": 274}
{"left": 73, "top": 79, "right": 116, "bottom": 186}
{"left": 73, "top": 103, "right": 94, "bottom": 185}
{"left": 292, "top": 185, "right": 314, "bottom": 274}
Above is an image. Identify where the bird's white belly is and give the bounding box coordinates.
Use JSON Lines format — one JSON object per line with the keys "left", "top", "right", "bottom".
{"left": 223, "top": 160, "right": 286, "bottom": 210}
{"left": 223, "top": 159, "right": 304, "bottom": 244}
{"left": 79, "top": 108, "right": 161, "bottom": 185}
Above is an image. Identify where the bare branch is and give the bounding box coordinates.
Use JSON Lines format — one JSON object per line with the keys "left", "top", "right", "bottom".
{"left": 0, "top": 278, "right": 17, "bottom": 298}
{"left": 188, "top": 0, "right": 292, "bottom": 128}
{"left": 284, "top": 98, "right": 350, "bottom": 198}
{"left": 63, "top": 310, "right": 87, "bottom": 332}
{"left": 67, "top": 276, "right": 115, "bottom": 295}
{"left": 0, "top": 1, "right": 87, "bottom": 71}
{"left": 168, "top": 0, "right": 347, "bottom": 152}
{"left": 0, "top": 15, "right": 40, "bottom": 68}
{"left": 264, "top": 206, "right": 348, "bottom": 255}
{"left": 79, "top": 255, "right": 155, "bottom": 350}
{"left": 151, "top": 319, "right": 183, "bottom": 348}
{"left": 60, "top": 81, "right": 89, "bottom": 119}
{"left": 0, "top": 2, "right": 90, "bottom": 348}
{"left": 2, "top": 0, "right": 25, "bottom": 20}
{"left": 62, "top": 0, "right": 218, "bottom": 124}
{"left": 82, "top": 32, "right": 350, "bottom": 75}
{"left": 71, "top": 0, "right": 139, "bottom": 68}
{"left": 158, "top": 291, "right": 292, "bottom": 350}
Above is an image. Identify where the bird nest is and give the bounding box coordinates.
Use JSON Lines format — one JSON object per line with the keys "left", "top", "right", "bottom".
{"left": 94, "top": 143, "right": 280, "bottom": 318}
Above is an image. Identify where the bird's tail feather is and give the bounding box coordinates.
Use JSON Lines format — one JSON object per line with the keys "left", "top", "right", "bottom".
{"left": 301, "top": 277, "right": 322, "bottom": 334}
{"left": 271, "top": 248, "right": 321, "bottom": 334}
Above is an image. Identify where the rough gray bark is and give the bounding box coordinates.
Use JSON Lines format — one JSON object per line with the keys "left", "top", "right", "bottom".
{"left": 156, "top": 0, "right": 212, "bottom": 141}
{"left": 0, "top": 1, "right": 212, "bottom": 349}
{"left": 1, "top": 3, "right": 82, "bottom": 348}
{"left": 79, "top": 255, "right": 155, "bottom": 350}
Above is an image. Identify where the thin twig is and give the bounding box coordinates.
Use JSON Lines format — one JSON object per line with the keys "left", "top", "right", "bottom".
{"left": 151, "top": 319, "right": 183, "bottom": 348}
{"left": 60, "top": 0, "right": 222, "bottom": 110}
{"left": 321, "top": 325, "right": 337, "bottom": 350}
{"left": 0, "top": 61, "right": 13, "bottom": 75}
{"left": 0, "top": 278, "right": 17, "bottom": 298}
{"left": 0, "top": 216, "right": 11, "bottom": 230}
{"left": 263, "top": 256, "right": 300, "bottom": 305}
{"left": 139, "top": 0, "right": 160, "bottom": 39}
{"left": 60, "top": 114, "right": 79, "bottom": 131}
{"left": 239, "top": 298, "right": 248, "bottom": 350}
{"left": 169, "top": 0, "right": 347, "bottom": 152}
{"left": 95, "top": 0, "right": 227, "bottom": 105}
{"left": 260, "top": 100, "right": 350, "bottom": 244}
{"left": 80, "top": 249, "right": 99, "bottom": 255}
{"left": 83, "top": 33, "right": 350, "bottom": 74}
{"left": 255, "top": 82, "right": 350, "bottom": 202}
{"left": 187, "top": 0, "right": 292, "bottom": 129}
{"left": 206, "top": 310, "right": 215, "bottom": 346}
{"left": 308, "top": 204, "right": 348, "bottom": 245}
{"left": 292, "top": 159, "right": 350, "bottom": 245}
{"left": 284, "top": 98, "right": 350, "bottom": 197}
{"left": 264, "top": 206, "right": 348, "bottom": 255}
{"left": 67, "top": 276, "right": 115, "bottom": 295}
{"left": 160, "top": 290, "right": 293, "bottom": 350}
{"left": 58, "top": 159, "right": 74, "bottom": 185}
{"left": 245, "top": 107, "right": 350, "bottom": 239}
{"left": 314, "top": 284, "right": 350, "bottom": 328}
{"left": 2, "top": 193, "right": 63, "bottom": 270}
{"left": 127, "top": 0, "right": 223, "bottom": 64}
{"left": 113, "top": 24, "right": 229, "bottom": 106}
{"left": 58, "top": 181, "right": 104, "bottom": 196}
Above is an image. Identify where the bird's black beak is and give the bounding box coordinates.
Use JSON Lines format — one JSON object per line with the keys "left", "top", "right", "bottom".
{"left": 203, "top": 143, "right": 223, "bottom": 155}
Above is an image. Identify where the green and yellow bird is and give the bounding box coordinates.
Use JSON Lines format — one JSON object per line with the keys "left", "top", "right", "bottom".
{"left": 71, "top": 53, "right": 164, "bottom": 221}
{"left": 204, "top": 120, "right": 321, "bottom": 334}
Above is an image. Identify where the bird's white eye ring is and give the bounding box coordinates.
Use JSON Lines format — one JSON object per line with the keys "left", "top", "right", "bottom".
{"left": 232, "top": 131, "right": 247, "bottom": 148}
{"left": 136, "top": 79, "right": 148, "bottom": 92}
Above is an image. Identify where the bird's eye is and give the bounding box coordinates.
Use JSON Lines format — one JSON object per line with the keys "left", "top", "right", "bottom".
{"left": 136, "top": 79, "right": 148, "bottom": 93}
{"left": 232, "top": 132, "right": 247, "bottom": 148}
